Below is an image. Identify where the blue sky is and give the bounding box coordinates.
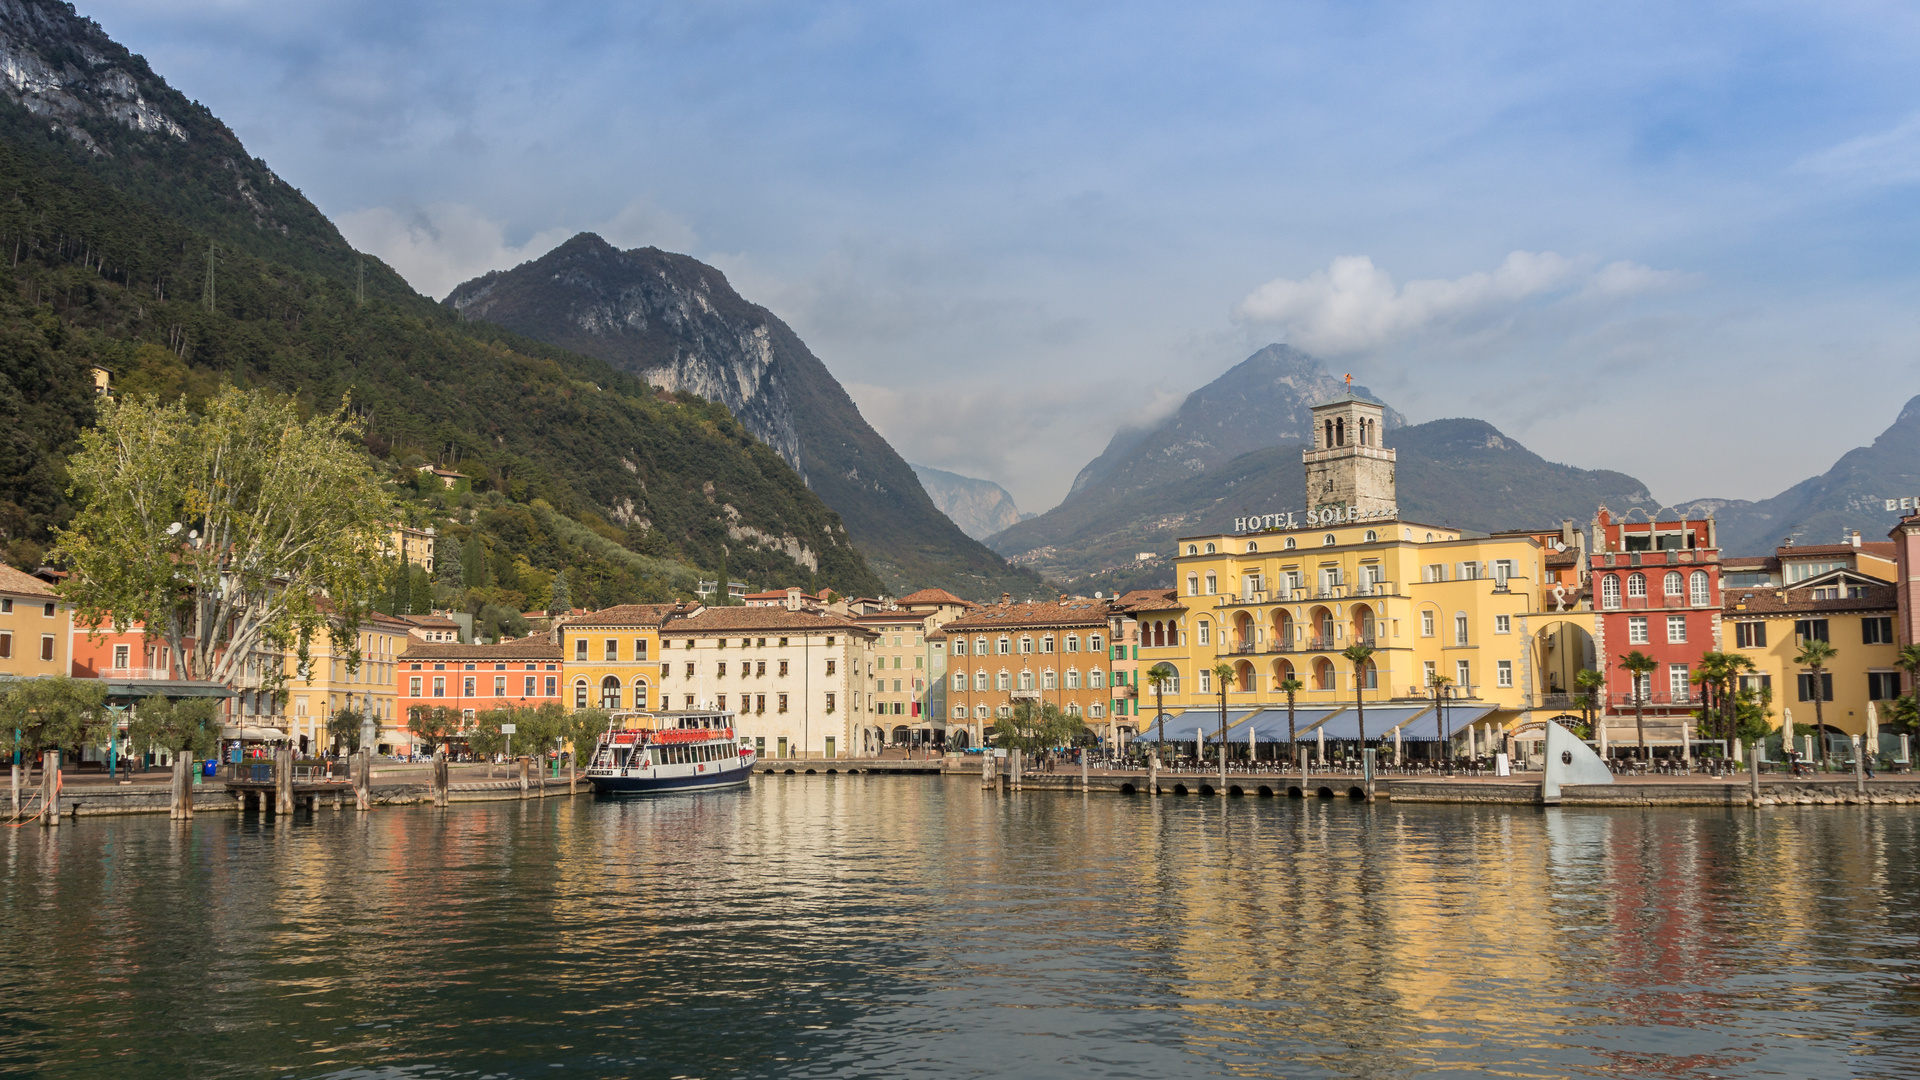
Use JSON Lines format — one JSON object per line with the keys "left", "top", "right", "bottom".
{"left": 82, "top": 1, "right": 1920, "bottom": 514}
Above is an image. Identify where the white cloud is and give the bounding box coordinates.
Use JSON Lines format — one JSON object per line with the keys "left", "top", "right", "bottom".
{"left": 336, "top": 199, "right": 698, "bottom": 300}
{"left": 1798, "top": 114, "right": 1920, "bottom": 184}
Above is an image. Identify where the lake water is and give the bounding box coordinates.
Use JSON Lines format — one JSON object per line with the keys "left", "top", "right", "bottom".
{"left": 2, "top": 776, "right": 1919, "bottom": 1079}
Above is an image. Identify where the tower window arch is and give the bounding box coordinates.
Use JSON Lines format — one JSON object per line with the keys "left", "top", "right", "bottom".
{"left": 1663, "top": 571, "right": 1683, "bottom": 597}
{"left": 1285, "top": 537, "right": 1297, "bottom": 550}
{"left": 1689, "top": 570, "right": 1710, "bottom": 605}
{"left": 1323, "top": 534, "right": 1337, "bottom": 546}
{"left": 1627, "top": 572, "right": 1647, "bottom": 598}
{"left": 1601, "top": 574, "right": 1621, "bottom": 609}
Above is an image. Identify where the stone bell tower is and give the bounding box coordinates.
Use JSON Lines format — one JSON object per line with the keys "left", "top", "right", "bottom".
{"left": 1302, "top": 390, "right": 1397, "bottom": 520}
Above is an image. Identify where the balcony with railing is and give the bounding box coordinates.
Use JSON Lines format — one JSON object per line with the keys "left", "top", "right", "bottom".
{"left": 1611, "top": 691, "right": 1695, "bottom": 709}
{"left": 99, "top": 667, "right": 173, "bottom": 682}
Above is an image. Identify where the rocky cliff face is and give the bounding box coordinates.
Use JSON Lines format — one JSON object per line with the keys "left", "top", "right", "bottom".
{"left": 450, "top": 239, "right": 804, "bottom": 473}
{"left": 912, "top": 463, "right": 1028, "bottom": 541}
{"left": 446, "top": 235, "right": 1046, "bottom": 600}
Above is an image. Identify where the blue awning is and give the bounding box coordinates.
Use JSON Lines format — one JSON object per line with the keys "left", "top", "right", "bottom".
{"left": 1304, "top": 705, "right": 1434, "bottom": 741}
{"left": 1134, "top": 710, "right": 1257, "bottom": 743}
{"left": 1398, "top": 704, "right": 1500, "bottom": 741}
{"left": 1204, "top": 707, "right": 1345, "bottom": 743}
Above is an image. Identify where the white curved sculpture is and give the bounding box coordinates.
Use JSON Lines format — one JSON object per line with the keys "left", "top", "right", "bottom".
{"left": 1542, "top": 719, "right": 1612, "bottom": 803}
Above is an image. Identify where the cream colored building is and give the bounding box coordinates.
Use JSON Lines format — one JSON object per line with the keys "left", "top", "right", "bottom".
{"left": 658, "top": 606, "right": 877, "bottom": 759}
{"left": 0, "top": 563, "right": 68, "bottom": 681}
{"left": 284, "top": 611, "right": 412, "bottom": 755}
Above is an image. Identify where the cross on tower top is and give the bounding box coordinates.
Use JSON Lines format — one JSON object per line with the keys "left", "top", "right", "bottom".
{"left": 1344, "top": 373, "right": 1352, "bottom": 389}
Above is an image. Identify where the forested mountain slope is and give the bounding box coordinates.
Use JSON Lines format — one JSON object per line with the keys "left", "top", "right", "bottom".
{"left": 0, "top": 0, "right": 882, "bottom": 604}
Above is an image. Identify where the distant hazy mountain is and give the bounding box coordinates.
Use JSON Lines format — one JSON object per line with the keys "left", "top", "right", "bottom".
{"left": 445, "top": 234, "right": 1045, "bottom": 600}
{"left": 1675, "top": 393, "right": 1920, "bottom": 555}
{"left": 992, "top": 416, "right": 1657, "bottom": 582}
{"left": 912, "top": 464, "right": 1031, "bottom": 541}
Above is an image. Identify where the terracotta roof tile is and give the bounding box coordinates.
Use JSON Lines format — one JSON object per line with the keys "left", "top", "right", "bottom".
{"left": 943, "top": 598, "right": 1114, "bottom": 631}
{"left": 565, "top": 603, "right": 685, "bottom": 628}
{"left": 896, "top": 587, "right": 972, "bottom": 607}
{"left": 659, "top": 607, "right": 874, "bottom": 635}
{"left": 1777, "top": 542, "right": 1896, "bottom": 558}
{"left": 0, "top": 563, "right": 57, "bottom": 599}
{"left": 1112, "top": 589, "right": 1183, "bottom": 613}
{"left": 399, "top": 639, "right": 562, "bottom": 662}
{"left": 1723, "top": 582, "right": 1897, "bottom": 616}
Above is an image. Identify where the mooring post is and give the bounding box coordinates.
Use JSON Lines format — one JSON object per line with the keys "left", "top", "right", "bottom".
{"left": 1749, "top": 741, "right": 1761, "bottom": 805}
{"left": 1364, "top": 747, "right": 1377, "bottom": 802}
{"left": 1010, "top": 748, "right": 1022, "bottom": 791}
{"left": 1080, "top": 750, "right": 1089, "bottom": 793}
{"left": 275, "top": 746, "right": 294, "bottom": 816}
{"left": 982, "top": 751, "right": 994, "bottom": 789}
{"left": 433, "top": 750, "right": 449, "bottom": 807}
{"left": 1854, "top": 736, "right": 1866, "bottom": 795}
{"left": 1149, "top": 753, "right": 1160, "bottom": 796}
{"left": 353, "top": 750, "right": 370, "bottom": 811}
{"left": 41, "top": 750, "right": 59, "bottom": 827}
{"left": 10, "top": 761, "right": 18, "bottom": 818}
{"left": 170, "top": 755, "right": 190, "bottom": 819}
{"left": 519, "top": 756, "right": 531, "bottom": 799}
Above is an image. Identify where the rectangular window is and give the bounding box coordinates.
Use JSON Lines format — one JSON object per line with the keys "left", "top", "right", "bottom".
{"left": 755, "top": 694, "right": 765, "bottom": 713}
{"left": 1868, "top": 672, "right": 1901, "bottom": 700}
{"left": 1864, "top": 617, "right": 1895, "bottom": 645}
{"left": 432, "top": 677, "right": 446, "bottom": 698}
{"left": 0, "top": 598, "right": 8, "bottom": 612}
{"left": 1795, "top": 619, "right": 1830, "bottom": 644}
{"left": 1497, "top": 660, "right": 1512, "bottom": 688}
{"left": 0, "top": 633, "right": 7, "bottom": 659}
{"left": 1198, "top": 670, "right": 1212, "bottom": 693}
{"left": 1494, "top": 615, "right": 1510, "bottom": 634}
{"left": 1454, "top": 614, "right": 1468, "bottom": 646}
{"left": 574, "top": 638, "right": 587, "bottom": 661}
{"left": 603, "top": 639, "right": 617, "bottom": 661}
{"left": 685, "top": 662, "right": 695, "bottom": 677}
{"left": 825, "top": 692, "right": 836, "bottom": 713}
{"left": 1455, "top": 660, "right": 1470, "bottom": 688}
{"left": 1423, "top": 660, "right": 1435, "bottom": 686}
{"left": 410, "top": 676, "right": 422, "bottom": 697}
{"left": 524, "top": 676, "right": 536, "bottom": 696}
{"left": 1460, "top": 562, "right": 1479, "bottom": 580}
{"left": 39, "top": 635, "right": 53, "bottom": 662}
{"left": 113, "top": 644, "right": 130, "bottom": 668}
{"left": 826, "top": 659, "right": 837, "bottom": 675}
{"left": 1425, "top": 564, "right": 1446, "bottom": 583}
{"left": 1735, "top": 622, "right": 1767, "bottom": 649}
{"left": 1421, "top": 611, "right": 1434, "bottom": 637}
{"left": 717, "top": 661, "right": 727, "bottom": 677}
{"left": 778, "top": 693, "right": 789, "bottom": 713}
{"left": 717, "top": 694, "right": 727, "bottom": 711}
{"left": 1667, "top": 615, "right": 1688, "bottom": 643}
{"left": 42, "top": 602, "right": 53, "bottom": 617}
{"left": 490, "top": 676, "right": 503, "bottom": 696}
{"left": 633, "top": 639, "right": 648, "bottom": 660}
{"left": 1669, "top": 664, "right": 1689, "bottom": 700}
{"left": 545, "top": 676, "right": 557, "bottom": 696}
{"left": 462, "top": 676, "right": 476, "bottom": 697}
{"left": 686, "top": 695, "right": 696, "bottom": 709}
{"left": 1797, "top": 672, "right": 1834, "bottom": 702}
{"left": 1628, "top": 616, "right": 1649, "bottom": 645}
{"left": 1198, "top": 621, "right": 1211, "bottom": 645}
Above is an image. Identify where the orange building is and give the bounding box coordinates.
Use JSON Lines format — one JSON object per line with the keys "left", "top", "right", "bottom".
{"left": 395, "top": 637, "right": 564, "bottom": 750}
{"left": 935, "top": 594, "right": 1116, "bottom": 749}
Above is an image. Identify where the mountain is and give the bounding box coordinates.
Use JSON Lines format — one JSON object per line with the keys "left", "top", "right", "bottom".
{"left": 1063, "top": 344, "right": 1407, "bottom": 504}
{"left": 0, "top": 0, "right": 882, "bottom": 601}
{"left": 1675, "top": 394, "right": 1920, "bottom": 555}
{"left": 991, "top": 417, "right": 1657, "bottom": 585}
{"left": 911, "top": 464, "right": 1030, "bottom": 541}
{"left": 444, "top": 235, "right": 1045, "bottom": 600}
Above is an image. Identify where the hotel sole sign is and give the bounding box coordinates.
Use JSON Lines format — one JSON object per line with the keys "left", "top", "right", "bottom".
{"left": 1234, "top": 504, "right": 1400, "bottom": 532}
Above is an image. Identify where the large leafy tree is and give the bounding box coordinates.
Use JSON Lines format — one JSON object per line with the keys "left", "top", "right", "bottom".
{"left": 993, "top": 700, "right": 1089, "bottom": 755}
{"left": 0, "top": 676, "right": 110, "bottom": 762}
{"left": 126, "top": 693, "right": 222, "bottom": 760}
{"left": 55, "top": 388, "right": 393, "bottom": 694}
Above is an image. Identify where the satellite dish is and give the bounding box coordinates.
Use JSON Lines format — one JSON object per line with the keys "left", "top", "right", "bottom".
{"left": 166, "top": 522, "right": 182, "bottom": 536}
{"left": 1553, "top": 541, "right": 1566, "bottom": 552}
{"left": 1094, "top": 591, "right": 1104, "bottom": 598}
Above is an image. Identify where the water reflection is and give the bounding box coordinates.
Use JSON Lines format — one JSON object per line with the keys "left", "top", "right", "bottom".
{"left": 1, "top": 779, "right": 1919, "bottom": 1078}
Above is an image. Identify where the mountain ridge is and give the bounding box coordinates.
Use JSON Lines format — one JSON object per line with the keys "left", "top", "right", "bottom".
{"left": 911, "top": 463, "right": 1029, "bottom": 541}
{"left": 445, "top": 233, "right": 1046, "bottom": 601}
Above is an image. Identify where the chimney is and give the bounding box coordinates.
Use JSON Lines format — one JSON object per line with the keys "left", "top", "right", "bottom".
{"left": 1001, "top": 593, "right": 1011, "bottom": 605}
{"left": 1851, "top": 530, "right": 1862, "bottom": 548}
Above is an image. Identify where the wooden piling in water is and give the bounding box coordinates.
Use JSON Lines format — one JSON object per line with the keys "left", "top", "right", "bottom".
{"left": 275, "top": 746, "right": 294, "bottom": 816}
{"left": 432, "top": 750, "right": 449, "bottom": 807}
{"left": 1149, "top": 754, "right": 1159, "bottom": 796}
{"left": 982, "top": 751, "right": 994, "bottom": 789}
{"left": 41, "top": 751, "right": 58, "bottom": 827}
{"left": 1080, "top": 752, "right": 1089, "bottom": 793}
{"left": 1750, "top": 742, "right": 1761, "bottom": 805}
{"left": 1855, "top": 737, "right": 1866, "bottom": 795}
{"left": 519, "top": 756, "right": 531, "bottom": 799}
{"left": 353, "top": 751, "right": 370, "bottom": 811}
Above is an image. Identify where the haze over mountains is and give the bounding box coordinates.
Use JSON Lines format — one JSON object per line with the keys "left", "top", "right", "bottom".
{"left": 910, "top": 464, "right": 1030, "bottom": 541}
{"left": 444, "top": 235, "right": 1044, "bottom": 600}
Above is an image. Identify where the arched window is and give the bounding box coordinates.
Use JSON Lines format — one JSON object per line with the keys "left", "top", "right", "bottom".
{"left": 632, "top": 679, "right": 648, "bottom": 711}
{"left": 1627, "top": 572, "right": 1646, "bottom": 598}
{"left": 1205, "top": 542, "right": 1217, "bottom": 554}
{"left": 1205, "top": 572, "right": 1218, "bottom": 594}
{"left": 1188, "top": 573, "right": 1200, "bottom": 596}
{"left": 1314, "top": 657, "right": 1336, "bottom": 690}
{"left": 996, "top": 671, "right": 1011, "bottom": 690}
{"left": 600, "top": 676, "right": 623, "bottom": 710}
{"left": 1359, "top": 659, "right": 1377, "bottom": 690}
{"left": 1663, "top": 571, "right": 1683, "bottom": 596}
{"left": 1323, "top": 534, "right": 1337, "bottom": 546}
{"left": 1065, "top": 634, "right": 1080, "bottom": 652}
{"left": 1042, "top": 669, "right": 1057, "bottom": 690}
{"left": 1689, "top": 570, "right": 1710, "bottom": 606}
{"left": 1601, "top": 574, "right": 1621, "bottom": 609}
{"left": 1186, "top": 544, "right": 1198, "bottom": 556}
{"left": 573, "top": 679, "right": 589, "bottom": 709}
{"left": 1065, "top": 668, "right": 1081, "bottom": 689}
{"left": 1272, "top": 658, "right": 1296, "bottom": 687}
{"left": 1285, "top": 537, "right": 1297, "bottom": 550}
{"left": 1246, "top": 541, "right": 1258, "bottom": 553}
{"left": 1040, "top": 634, "right": 1054, "bottom": 653}
{"left": 1364, "top": 530, "right": 1377, "bottom": 542}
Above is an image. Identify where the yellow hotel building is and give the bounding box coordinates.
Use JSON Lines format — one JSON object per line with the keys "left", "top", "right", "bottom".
{"left": 558, "top": 604, "right": 682, "bottom": 712}
{"left": 1136, "top": 393, "right": 1554, "bottom": 754}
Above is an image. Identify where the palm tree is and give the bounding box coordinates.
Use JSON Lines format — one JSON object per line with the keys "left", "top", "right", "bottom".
{"left": 1795, "top": 636, "right": 1838, "bottom": 766}
{"left": 1211, "top": 661, "right": 1238, "bottom": 786}
{"left": 1691, "top": 651, "right": 1732, "bottom": 760}
{"left": 1723, "top": 653, "right": 1757, "bottom": 751}
{"left": 1898, "top": 644, "right": 1920, "bottom": 734}
{"left": 1145, "top": 663, "right": 1176, "bottom": 755}
{"left": 1617, "top": 650, "right": 1658, "bottom": 761}
{"left": 1428, "top": 671, "right": 1454, "bottom": 772}
{"left": 1278, "top": 675, "right": 1304, "bottom": 769}
{"left": 1343, "top": 643, "right": 1375, "bottom": 762}
{"left": 1574, "top": 667, "right": 1605, "bottom": 739}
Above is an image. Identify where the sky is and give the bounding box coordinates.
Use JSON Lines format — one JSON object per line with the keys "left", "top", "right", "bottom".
{"left": 79, "top": 0, "right": 1920, "bottom": 514}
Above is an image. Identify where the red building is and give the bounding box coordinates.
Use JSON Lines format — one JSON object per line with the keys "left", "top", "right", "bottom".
{"left": 1892, "top": 511, "right": 1920, "bottom": 670}
{"left": 396, "top": 637, "right": 564, "bottom": 732}
{"left": 1588, "top": 508, "right": 1723, "bottom": 748}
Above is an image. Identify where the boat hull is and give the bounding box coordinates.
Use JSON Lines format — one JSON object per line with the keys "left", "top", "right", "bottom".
{"left": 587, "top": 765, "right": 752, "bottom": 796}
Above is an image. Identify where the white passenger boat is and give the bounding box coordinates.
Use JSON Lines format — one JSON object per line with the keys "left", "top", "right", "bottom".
{"left": 586, "top": 710, "right": 755, "bottom": 795}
